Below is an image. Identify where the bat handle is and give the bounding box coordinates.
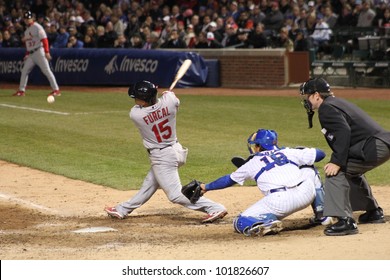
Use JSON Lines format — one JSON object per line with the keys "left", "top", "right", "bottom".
{"left": 169, "top": 80, "right": 178, "bottom": 91}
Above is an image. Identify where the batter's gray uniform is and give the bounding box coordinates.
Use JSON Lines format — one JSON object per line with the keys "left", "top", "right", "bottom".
{"left": 115, "top": 91, "right": 226, "bottom": 217}
{"left": 18, "top": 20, "right": 59, "bottom": 93}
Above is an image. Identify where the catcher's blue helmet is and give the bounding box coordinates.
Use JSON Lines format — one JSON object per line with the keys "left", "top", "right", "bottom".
{"left": 128, "top": 80, "right": 157, "bottom": 103}
{"left": 247, "top": 129, "right": 278, "bottom": 153}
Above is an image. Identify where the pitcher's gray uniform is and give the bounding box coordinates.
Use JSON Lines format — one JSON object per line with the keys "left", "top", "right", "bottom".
{"left": 105, "top": 81, "right": 226, "bottom": 223}
{"left": 14, "top": 11, "right": 60, "bottom": 97}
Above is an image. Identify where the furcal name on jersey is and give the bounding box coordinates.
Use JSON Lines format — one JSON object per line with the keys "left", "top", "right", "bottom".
{"left": 143, "top": 107, "right": 170, "bottom": 125}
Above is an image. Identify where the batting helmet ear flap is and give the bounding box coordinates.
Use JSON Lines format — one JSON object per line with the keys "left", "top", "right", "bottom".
{"left": 24, "top": 11, "right": 33, "bottom": 19}
{"left": 129, "top": 80, "right": 158, "bottom": 103}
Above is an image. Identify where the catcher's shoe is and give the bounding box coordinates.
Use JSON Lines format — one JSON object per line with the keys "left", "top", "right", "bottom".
{"left": 247, "top": 220, "right": 283, "bottom": 236}
{"left": 104, "top": 206, "right": 125, "bottom": 219}
{"left": 49, "top": 90, "right": 61, "bottom": 97}
{"left": 201, "top": 210, "right": 227, "bottom": 223}
{"left": 309, "top": 215, "right": 337, "bottom": 226}
{"left": 12, "top": 90, "right": 25, "bottom": 96}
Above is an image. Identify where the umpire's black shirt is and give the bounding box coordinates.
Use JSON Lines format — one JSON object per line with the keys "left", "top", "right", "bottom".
{"left": 318, "top": 96, "right": 390, "bottom": 169}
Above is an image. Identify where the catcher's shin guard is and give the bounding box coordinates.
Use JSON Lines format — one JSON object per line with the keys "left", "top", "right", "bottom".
{"left": 233, "top": 214, "right": 280, "bottom": 236}
{"left": 311, "top": 187, "right": 325, "bottom": 219}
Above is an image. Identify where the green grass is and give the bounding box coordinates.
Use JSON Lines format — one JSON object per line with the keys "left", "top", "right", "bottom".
{"left": 1, "top": 89, "right": 390, "bottom": 190}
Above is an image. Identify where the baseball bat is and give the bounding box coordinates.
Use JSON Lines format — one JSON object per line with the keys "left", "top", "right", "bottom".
{"left": 169, "top": 59, "right": 192, "bottom": 91}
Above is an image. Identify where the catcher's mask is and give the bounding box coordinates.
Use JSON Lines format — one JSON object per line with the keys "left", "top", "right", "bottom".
{"left": 299, "top": 77, "right": 332, "bottom": 128}
{"left": 247, "top": 129, "right": 279, "bottom": 154}
{"left": 129, "top": 80, "right": 158, "bottom": 104}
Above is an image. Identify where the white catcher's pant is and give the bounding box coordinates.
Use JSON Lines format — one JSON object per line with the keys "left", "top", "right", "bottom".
{"left": 241, "top": 168, "right": 317, "bottom": 219}
{"left": 116, "top": 142, "right": 226, "bottom": 216}
{"left": 19, "top": 48, "right": 59, "bottom": 91}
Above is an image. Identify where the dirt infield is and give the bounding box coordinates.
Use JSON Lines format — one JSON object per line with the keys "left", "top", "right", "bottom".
{"left": 1, "top": 86, "right": 390, "bottom": 260}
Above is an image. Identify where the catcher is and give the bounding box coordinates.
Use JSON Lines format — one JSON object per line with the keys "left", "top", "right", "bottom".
{"left": 230, "top": 135, "right": 329, "bottom": 226}
{"left": 182, "top": 128, "right": 332, "bottom": 236}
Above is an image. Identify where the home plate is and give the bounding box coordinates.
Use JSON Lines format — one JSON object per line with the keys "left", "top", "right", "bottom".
{"left": 71, "top": 227, "right": 118, "bottom": 233}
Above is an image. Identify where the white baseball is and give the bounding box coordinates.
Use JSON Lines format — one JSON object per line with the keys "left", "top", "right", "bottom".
{"left": 47, "top": 95, "right": 55, "bottom": 103}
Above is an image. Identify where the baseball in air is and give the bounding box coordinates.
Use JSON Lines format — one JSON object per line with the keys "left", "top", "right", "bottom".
{"left": 47, "top": 95, "right": 55, "bottom": 103}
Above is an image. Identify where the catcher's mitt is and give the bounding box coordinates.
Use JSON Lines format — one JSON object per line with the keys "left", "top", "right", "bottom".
{"left": 231, "top": 156, "right": 247, "bottom": 168}
{"left": 231, "top": 154, "right": 255, "bottom": 168}
{"left": 181, "top": 180, "right": 203, "bottom": 204}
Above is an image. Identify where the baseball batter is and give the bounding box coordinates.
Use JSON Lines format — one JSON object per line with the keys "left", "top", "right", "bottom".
{"left": 13, "top": 11, "right": 60, "bottom": 97}
{"left": 198, "top": 129, "right": 327, "bottom": 236}
{"left": 104, "top": 80, "right": 227, "bottom": 223}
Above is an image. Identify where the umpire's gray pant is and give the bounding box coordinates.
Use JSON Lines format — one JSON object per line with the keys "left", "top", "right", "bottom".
{"left": 323, "top": 139, "right": 390, "bottom": 218}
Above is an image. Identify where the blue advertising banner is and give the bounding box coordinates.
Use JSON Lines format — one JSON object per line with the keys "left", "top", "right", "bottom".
{"left": 0, "top": 48, "right": 208, "bottom": 88}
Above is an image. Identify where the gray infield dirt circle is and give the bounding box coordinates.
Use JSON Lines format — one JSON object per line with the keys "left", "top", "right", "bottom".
{"left": 1, "top": 87, "right": 390, "bottom": 260}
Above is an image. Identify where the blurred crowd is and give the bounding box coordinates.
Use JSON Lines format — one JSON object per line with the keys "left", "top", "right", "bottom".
{"left": 1, "top": 0, "right": 389, "bottom": 54}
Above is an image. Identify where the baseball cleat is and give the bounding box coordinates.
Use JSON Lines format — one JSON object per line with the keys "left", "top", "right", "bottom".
{"left": 309, "top": 215, "right": 337, "bottom": 226}
{"left": 12, "top": 90, "right": 25, "bottom": 96}
{"left": 324, "top": 217, "right": 358, "bottom": 236}
{"left": 247, "top": 220, "right": 283, "bottom": 236}
{"left": 201, "top": 210, "right": 227, "bottom": 223}
{"left": 49, "top": 90, "right": 61, "bottom": 97}
{"left": 358, "top": 207, "right": 385, "bottom": 224}
{"left": 104, "top": 206, "right": 125, "bottom": 219}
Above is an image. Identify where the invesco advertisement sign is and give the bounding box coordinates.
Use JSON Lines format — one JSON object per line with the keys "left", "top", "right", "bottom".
{"left": 0, "top": 48, "right": 207, "bottom": 87}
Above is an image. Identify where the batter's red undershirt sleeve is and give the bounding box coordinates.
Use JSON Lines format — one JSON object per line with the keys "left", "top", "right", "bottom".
{"left": 41, "top": 38, "right": 49, "bottom": 53}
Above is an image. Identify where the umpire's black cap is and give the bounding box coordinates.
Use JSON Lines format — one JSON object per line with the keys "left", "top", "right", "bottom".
{"left": 300, "top": 77, "right": 331, "bottom": 96}
{"left": 24, "top": 11, "right": 33, "bottom": 19}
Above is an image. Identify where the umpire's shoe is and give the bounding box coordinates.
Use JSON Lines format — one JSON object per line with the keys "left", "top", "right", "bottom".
{"left": 358, "top": 207, "right": 385, "bottom": 224}
{"left": 324, "top": 217, "right": 358, "bottom": 236}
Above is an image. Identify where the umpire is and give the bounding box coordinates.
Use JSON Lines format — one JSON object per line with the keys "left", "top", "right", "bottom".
{"left": 299, "top": 77, "right": 390, "bottom": 236}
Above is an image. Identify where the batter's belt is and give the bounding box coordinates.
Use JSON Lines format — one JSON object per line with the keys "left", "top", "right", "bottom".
{"left": 29, "top": 46, "right": 41, "bottom": 54}
{"left": 147, "top": 141, "right": 178, "bottom": 154}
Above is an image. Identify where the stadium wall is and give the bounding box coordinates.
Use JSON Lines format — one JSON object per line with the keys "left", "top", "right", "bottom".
{"left": 0, "top": 48, "right": 300, "bottom": 88}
